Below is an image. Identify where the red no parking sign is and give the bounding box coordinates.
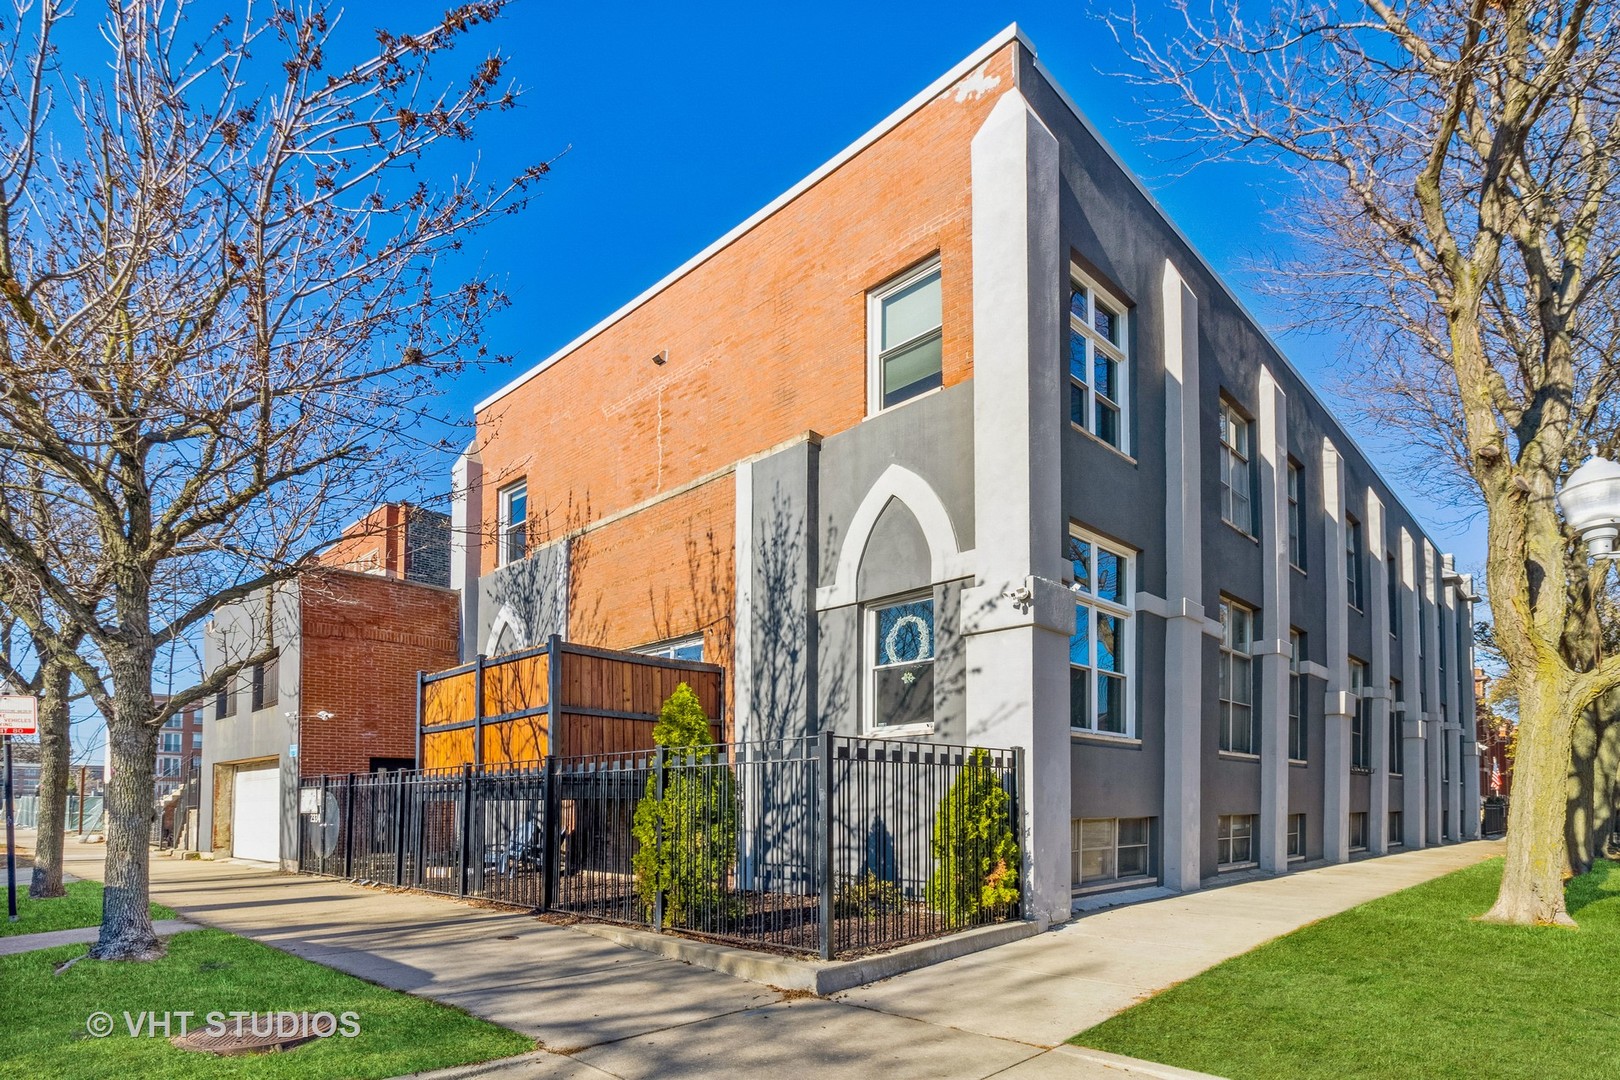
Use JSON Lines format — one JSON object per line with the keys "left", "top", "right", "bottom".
{"left": 0, "top": 696, "right": 37, "bottom": 737}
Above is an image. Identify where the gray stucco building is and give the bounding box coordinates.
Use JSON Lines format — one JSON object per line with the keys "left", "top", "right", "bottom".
{"left": 453, "top": 26, "right": 1480, "bottom": 923}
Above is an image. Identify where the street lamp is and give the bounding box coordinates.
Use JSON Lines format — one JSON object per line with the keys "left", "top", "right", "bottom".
{"left": 1557, "top": 457, "right": 1620, "bottom": 558}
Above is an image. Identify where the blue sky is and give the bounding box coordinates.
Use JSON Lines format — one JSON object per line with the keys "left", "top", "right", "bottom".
{"left": 53, "top": 2, "right": 1488, "bottom": 761}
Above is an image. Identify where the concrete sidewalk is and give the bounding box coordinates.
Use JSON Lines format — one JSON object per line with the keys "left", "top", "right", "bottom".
{"left": 0, "top": 918, "right": 199, "bottom": 957}
{"left": 26, "top": 833, "right": 1501, "bottom": 1078}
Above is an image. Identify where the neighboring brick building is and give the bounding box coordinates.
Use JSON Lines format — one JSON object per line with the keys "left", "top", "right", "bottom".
{"left": 450, "top": 25, "right": 1479, "bottom": 922}
{"left": 197, "top": 505, "right": 459, "bottom": 868}
{"left": 1476, "top": 667, "right": 1513, "bottom": 799}
{"left": 153, "top": 697, "right": 204, "bottom": 799}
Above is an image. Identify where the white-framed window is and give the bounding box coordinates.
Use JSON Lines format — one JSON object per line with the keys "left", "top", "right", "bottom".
{"left": 1389, "top": 679, "right": 1405, "bottom": 774}
{"left": 1217, "top": 814, "right": 1255, "bottom": 869}
{"left": 1288, "top": 629, "right": 1307, "bottom": 762}
{"left": 1218, "top": 599, "right": 1256, "bottom": 754}
{"left": 1349, "top": 811, "right": 1369, "bottom": 852}
{"left": 1287, "top": 459, "right": 1306, "bottom": 570}
{"left": 1072, "top": 817, "right": 1154, "bottom": 886}
{"left": 869, "top": 259, "right": 942, "bottom": 412}
{"left": 1389, "top": 810, "right": 1404, "bottom": 846}
{"left": 157, "top": 756, "right": 181, "bottom": 778}
{"left": 1067, "top": 271, "right": 1129, "bottom": 451}
{"left": 1350, "top": 659, "right": 1371, "bottom": 770}
{"left": 637, "top": 635, "right": 704, "bottom": 663}
{"left": 1287, "top": 813, "right": 1305, "bottom": 861}
{"left": 161, "top": 731, "right": 182, "bottom": 754}
{"left": 1067, "top": 529, "right": 1135, "bottom": 737}
{"left": 498, "top": 480, "right": 528, "bottom": 566}
{"left": 1219, "top": 400, "right": 1254, "bottom": 533}
{"left": 866, "top": 594, "right": 936, "bottom": 732}
{"left": 1388, "top": 552, "right": 1400, "bottom": 637}
{"left": 192, "top": 731, "right": 203, "bottom": 750}
{"left": 1346, "top": 514, "right": 1365, "bottom": 610}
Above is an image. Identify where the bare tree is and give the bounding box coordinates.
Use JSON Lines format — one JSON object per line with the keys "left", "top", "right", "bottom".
{"left": 1113, "top": 0, "right": 1620, "bottom": 923}
{"left": 0, "top": 461, "right": 99, "bottom": 899}
{"left": 0, "top": 0, "right": 546, "bottom": 957}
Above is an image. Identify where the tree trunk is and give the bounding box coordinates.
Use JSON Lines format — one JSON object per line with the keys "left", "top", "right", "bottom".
{"left": 90, "top": 675, "right": 162, "bottom": 960}
{"left": 1484, "top": 681, "right": 1579, "bottom": 926}
{"left": 27, "top": 656, "right": 72, "bottom": 899}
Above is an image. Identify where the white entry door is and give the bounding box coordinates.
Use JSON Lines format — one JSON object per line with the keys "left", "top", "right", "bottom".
{"left": 231, "top": 765, "right": 281, "bottom": 863}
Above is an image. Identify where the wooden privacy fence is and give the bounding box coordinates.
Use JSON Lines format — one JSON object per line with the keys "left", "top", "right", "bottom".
{"left": 418, "top": 637, "right": 725, "bottom": 769}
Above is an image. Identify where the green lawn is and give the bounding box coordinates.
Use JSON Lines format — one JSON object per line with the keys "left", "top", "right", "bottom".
{"left": 0, "top": 929, "right": 534, "bottom": 1079}
{"left": 1, "top": 880, "right": 176, "bottom": 936}
{"left": 1074, "top": 857, "right": 1620, "bottom": 1080}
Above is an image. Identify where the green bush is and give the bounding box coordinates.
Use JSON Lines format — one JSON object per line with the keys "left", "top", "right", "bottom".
{"left": 833, "top": 870, "right": 907, "bottom": 919}
{"left": 925, "top": 748, "right": 1020, "bottom": 920}
{"left": 630, "top": 683, "right": 738, "bottom": 926}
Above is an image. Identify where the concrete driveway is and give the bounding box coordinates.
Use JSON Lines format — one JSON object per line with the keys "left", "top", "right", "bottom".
{"left": 35, "top": 833, "right": 1502, "bottom": 1078}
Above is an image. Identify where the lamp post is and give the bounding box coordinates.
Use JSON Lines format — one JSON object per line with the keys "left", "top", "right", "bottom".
{"left": 1556, "top": 457, "right": 1620, "bottom": 558}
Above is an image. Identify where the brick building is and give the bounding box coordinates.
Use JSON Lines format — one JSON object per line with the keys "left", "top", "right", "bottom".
{"left": 153, "top": 696, "right": 204, "bottom": 799}
{"left": 197, "top": 504, "right": 459, "bottom": 867}
{"left": 451, "top": 25, "right": 1479, "bottom": 922}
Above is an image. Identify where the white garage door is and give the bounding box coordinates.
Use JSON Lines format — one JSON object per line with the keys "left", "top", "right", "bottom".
{"left": 232, "top": 765, "right": 281, "bottom": 863}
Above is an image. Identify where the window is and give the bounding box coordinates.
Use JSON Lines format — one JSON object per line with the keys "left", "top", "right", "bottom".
{"left": 157, "top": 756, "right": 181, "bottom": 778}
{"left": 1217, "top": 814, "right": 1255, "bottom": 868}
{"left": 1389, "top": 679, "right": 1405, "bottom": 774}
{"left": 1419, "top": 618, "right": 1429, "bottom": 712}
{"left": 1287, "top": 813, "right": 1305, "bottom": 861}
{"left": 252, "top": 653, "right": 279, "bottom": 711}
{"left": 1350, "top": 659, "right": 1371, "bottom": 770}
{"left": 498, "top": 480, "right": 528, "bottom": 566}
{"left": 868, "top": 595, "right": 935, "bottom": 731}
{"left": 1072, "top": 817, "right": 1154, "bottom": 886}
{"left": 164, "top": 715, "right": 181, "bottom": 729}
{"left": 1387, "top": 552, "right": 1400, "bottom": 637}
{"left": 638, "top": 635, "right": 704, "bottom": 662}
{"left": 1219, "top": 401, "right": 1254, "bottom": 534}
{"left": 1389, "top": 811, "right": 1404, "bottom": 846}
{"left": 215, "top": 677, "right": 238, "bottom": 720}
{"left": 192, "top": 731, "right": 203, "bottom": 750}
{"left": 1288, "top": 630, "right": 1307, "bottom": 762}
{"left": 161, "top": 731, "right": 182, "bottom": 754}
{"left": 1218, "top": 600, "right": 1256, "bottom": 754}
{"left": 1438, "top": 609, "right": 1449, "bottom": 704}
{"left": 870, "top": 260, "right": 942, "bottom": 411}
{"left": 1068, "top": 530, "right": 1134, "bottom": 737}
{"left": 1346, "top": 515, "right": 1365, "bottom": 610}
{"left": 1068, "top": 273, "right": 1129, "bottom": 450}
{"left": 1349, "top": 811, "right": 1369, "bottom": 852}
{"left": 1287, "top": 460, "right": 1306, "bottom": 570}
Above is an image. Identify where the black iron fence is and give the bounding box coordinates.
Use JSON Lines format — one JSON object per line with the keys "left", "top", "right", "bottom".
{"left": 1481, "top": 797, "right": 1508, "bottom": 838}
{"left": 297, "top": 732, "right": 1024, "bottom": 960}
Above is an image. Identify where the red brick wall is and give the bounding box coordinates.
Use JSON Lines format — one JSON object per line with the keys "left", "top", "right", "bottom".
{"left": 296, "top": 569, "right": 461, "bottom": 776}
{"left": 473, "top": 47, "right": 1015, "bottom": 578}
{"left": 315, "top": 503, "right": 408, "bottom": 577}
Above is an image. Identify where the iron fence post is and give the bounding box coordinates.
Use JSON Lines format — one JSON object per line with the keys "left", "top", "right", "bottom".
{"left": 541, "top": 755, "right": 560, "bottom": 912}
{"left": 296, "top": 779, "right": 305, "bottom": 871}
{"left": 343, "top": 772, "right": 356, "bottom": 879}
{"left": 393, "top": 768, "right": 407, "bottom": 886}
{"left": 1013, "top": 745, "right": 1028, "bottom": 922}
{"left": 458, "top": 763, "right": 473, "bottom": 898}
{"left": 652, "top": 745, "right": 665, "bottom": 931}
{"left": 818, "top": 729, "right": 835, "bottom": 962}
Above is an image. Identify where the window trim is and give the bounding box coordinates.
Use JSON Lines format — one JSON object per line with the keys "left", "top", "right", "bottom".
{"left": 863, "top": 590, "right": 937, "bottom": 736}
{"left": 1346, "top": 514, "right": 1365, "bottom": 611}
{"left": 1217, "top": 813, "right": 1257, "bottom": 870}
{"left": 1067, "top": 526, "right": 1137, "bottom": 739}
{"left": 1072, "top": 816, "right": 1156, "bottom": 889}
{"left": 1349, "top": 658, "right": 1371, "bottom": 771}
{"left": 1287, "top": 458, "right": 1306, "bottom": 572}
{"left": 497, "top": 479, "right": 528, "bottom": 567}
{"left": 1067, "top": 268, "right": 1131, "bottom": 455}
{"left": 1218, "top": 399, "right": 1255, "bottom": 536}
{"left": 867, "top": 257, "right": 943, "bottom": 416}
{"left": 1287, "top": 813, "right": 1306, "bottom": 862}
{"left": 635, "top": 634, "right": 705, "bottom": 663}
{"left": 1217, "top": 598, "right": 1257, "bottom": 755}
{"left": 1288, "top": 629, "right": 1308, "bottom": 763}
